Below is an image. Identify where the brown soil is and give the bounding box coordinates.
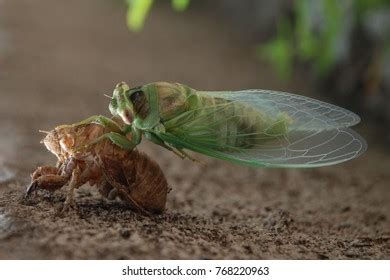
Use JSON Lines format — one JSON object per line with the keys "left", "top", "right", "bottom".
{"left": 0, "top": 0, "right": 389, "bottom": 259}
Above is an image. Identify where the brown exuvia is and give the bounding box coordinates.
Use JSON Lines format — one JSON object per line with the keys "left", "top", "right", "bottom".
{"left": 26, "top": 122, "right": 169, "bottom": 214}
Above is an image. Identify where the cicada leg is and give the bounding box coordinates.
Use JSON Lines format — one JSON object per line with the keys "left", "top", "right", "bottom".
{"left": 145, "top": 132, "right": 183, "bottom": 157}
{"left": 30, "top": 165, "right": 59, "bottom": 181}
{"left": 57, "top": 115, "right": 122, "bottom": 133}
{"left": 25, "top": 174, "right": 69, "bottom": 198}
{"left": 104, "top": 173, "right": 151, "bottom": 216}
{"left": 74, "top": 121, "right": 141, "bottom": 153}
{"left": 97, "top": 179, "right": 124, "bottom": 201}
{"left": 60, "top": 166, "right": 81, "bottom": 215}
{"left": 75, "top": 131, "right": 138, "bottom": 152}
{"left": 175, "top": 148, "right": 204, "bottom": 164}
{"left": 145, "top": 132, "right": 202, "bottom": 163}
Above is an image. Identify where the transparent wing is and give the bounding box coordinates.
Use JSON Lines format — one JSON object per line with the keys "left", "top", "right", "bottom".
{"left": 200, "top": 89, "right": 361, "bottom": 129}
{"left": 158, "top": 89, "right": 367, "bottom": 168}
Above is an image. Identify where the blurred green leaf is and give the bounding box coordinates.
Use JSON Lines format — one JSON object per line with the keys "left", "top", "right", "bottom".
{"left": 126, "top": 0, "right": 154, "bottom": 31}
{"left": 355, "top": 0, "right": 389, "bottom": 17}
{"left": 295, "top": 0, "right": 318, "bottom": 60}
{"left": 171, "top": 0, "right": 190, "bottom": 12}
{"left": 258, "top": 20, "right": 294, "bottom": 79}
{"left": 294, "top": 0, "right": 343, "bottom": 75}
{"left": 122, "top": 0, "right": 390, "bottom": 82}
{"left": 318, "top": 0, "right": 342, "bottom": 73}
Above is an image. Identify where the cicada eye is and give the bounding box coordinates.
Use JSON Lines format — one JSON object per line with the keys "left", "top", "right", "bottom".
{"left": 130, "top": 90, "right": 144, "bottom": 104}
{"left": 129, "top": 90, "right": 149, "bottom": 118}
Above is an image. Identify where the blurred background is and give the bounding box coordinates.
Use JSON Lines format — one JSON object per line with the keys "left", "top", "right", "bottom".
{"left": 0, "top": 0, "right": 389, "bottom": 259}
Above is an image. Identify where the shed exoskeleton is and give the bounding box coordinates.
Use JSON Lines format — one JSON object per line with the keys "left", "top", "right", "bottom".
{"left": 26, "top": 122, "right": 169, "bottom": 214}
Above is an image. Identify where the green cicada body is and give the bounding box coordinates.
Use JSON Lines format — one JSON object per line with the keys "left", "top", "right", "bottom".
{"left": 108, "top": 82, "right": 366, "bottom": 168}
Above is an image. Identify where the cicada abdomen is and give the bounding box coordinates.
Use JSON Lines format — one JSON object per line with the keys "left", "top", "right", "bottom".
{"left": 161, "top": 86, "right": 292, "bottom": 152}
{"left": 99, "top": 149, "right": 169, "bottom": 214}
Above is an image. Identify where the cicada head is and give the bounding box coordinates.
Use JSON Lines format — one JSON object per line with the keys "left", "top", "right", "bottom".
{"left": 40, "top": 127, "right": 75, "bottom": 161}
{"left": 109, "top": 82, "right": 134, "bottom": 125}
{"left": 40, "top": 129, "right": 62, "bottom": 159}
{"left": 41, "top": 124, "right": 103, "bottom": 161}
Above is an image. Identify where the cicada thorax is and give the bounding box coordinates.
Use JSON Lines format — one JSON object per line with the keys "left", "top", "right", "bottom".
{"left": 128, "top": 82, "right": 192, "bottom": 126}
{"left": 43, "top": 124, "right": 102, "bottom": 162}
{"left": 154, "top": 82, "right": 192, "bottom": 121}
{"left": 45, "top": 123, "right": 127, "bottom": 164}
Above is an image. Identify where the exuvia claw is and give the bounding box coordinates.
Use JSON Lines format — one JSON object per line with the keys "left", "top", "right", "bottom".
{"left": 25, "top": 180, "right": 38, "bottom": 198}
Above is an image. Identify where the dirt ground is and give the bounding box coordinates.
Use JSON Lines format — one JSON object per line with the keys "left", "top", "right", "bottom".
{"left": 0, "top": 0, "right": 389, "bottom": 259}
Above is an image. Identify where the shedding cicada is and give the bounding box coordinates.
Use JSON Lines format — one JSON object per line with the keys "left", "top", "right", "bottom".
{"left": 26, "top": 122, "right": 169, "bottom": 214}
{"left": 82, "top": 82, "right": 366, "bottom": 167}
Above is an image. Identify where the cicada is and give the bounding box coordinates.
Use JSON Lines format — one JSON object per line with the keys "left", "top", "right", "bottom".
{"left": 26, "top": 122, "right": 169, "bottom": 214}
{"left": 84, "top": 82, "right": 366, "bottom": 167}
